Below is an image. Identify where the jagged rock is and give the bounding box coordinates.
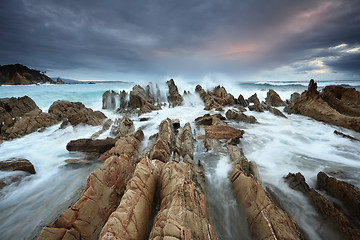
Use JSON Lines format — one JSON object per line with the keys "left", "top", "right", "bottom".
{"left": 149, "top": 118, "right": 174, "bottom": 162}
{"left": 248, "top": 93, "right": 260, "bottom": 105}
{"left": 248, "top": 104, "right": 264, "bottom": 112}
{"left": 317, "top": 171, "right": 360, "bottom": 220}
{"left": 110, "top": 115, "right": 134, "bottom": 139}
{"left": 205, "top": 125, "right": 244, "bottom": 140}
{"left": 265, "top": 89, "right": 285, "bottom": 107}
{"left": 172, "top": 119, "right": 180, "bottom": 132}
{"left": 39, "top": 131, "right": 144, "bottom": 240}
{"left": 226, "top": 109, "right": 257, "bottom": 123}
{"left": 290, "top": 92, "right": 300, "bottom": 102}
{"left": 0, "top": 96, "right": 38, "bottom": 118}
{"left": 102, "top": 90, "right": 120, "bottom": 110}
{"left": 195, "top": 113, "right": 226, "bottom": 126}
{"left": 1, "top": 108, "right": 57, "bottom": 140}
{"left": 167, "top": 79, "right": 183, "bottom": 107}
{"left": 211, "top": 85, "right": 235, "bottom": 106}
{"left": 149, "top": 161, "right": 218, "bottom": 240}
{"left": 98, "top": 130, "right": 144, "bottom": 162}
{"left": 66, "top": 138, "right": 116, "bottom": 153}
{"left": 229, "top": 154, "right": 303, "bottom": 239}
{"left": 333, "top": 130, "right": 360, "bottom": 141}
{"left": 292, "top": 80, "right": 360, "bottom": 132}
{"left": 0, "top": 158, "right": 36, "bottom": 174}
{"left": 49, "top": 100, "right": 106, "bottom": 126}
{"left": 129, "top": 85, "right": 154, "bottom": 108}
{"left": 261, "top": 102, "right": 287, "bottom": 118}
{"left": 285, "top": 172, "right": 360, "bottom": 240}
{"left": 195, "top": 85, "right": 220, "bottom": 110}
{"left": 321, "top": 86, "right": 360, "bottom": 117}
{"left": 238, "top": 94, "right": 248, "bottom": 107}
{"left": 174, "top": 123, "right": 194, "bottom": 163}
{"left": 99, "top": 158, "right": 163, "bottom": 240}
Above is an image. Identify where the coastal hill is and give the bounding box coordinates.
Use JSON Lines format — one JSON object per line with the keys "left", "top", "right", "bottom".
{"left": 0, "top": 64, "right": 55, "bottom": 85}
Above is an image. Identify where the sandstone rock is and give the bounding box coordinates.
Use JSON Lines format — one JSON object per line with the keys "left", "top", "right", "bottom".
{"left": 167, "top": 79, "right": 183, "bottom": 107}
{"left": 248, "top": 93, "right": 260, "bottom": 105}
{"left": 195, "top": 84, "right": 220, "bottom": 110}
{"left": 248, "top": 104, "right": 264, "bottom": 112}
{"left": 322, "top": 85, "right": 360, "bottom": 107}
{"left": 317, "top": 171, "right": 360, "bottom": 221}
{"left": 149, "top": 161, "right": 218, "bottom": 240}
{"left": 66, "top": 138, "right": 116, "bottom": 153}
{"left": 49, "top": 100, "right": 106, "bottom": 126}
{"left": 129, "top": 85, "right": 153, "bottom": 108}
{"left": 174, "top": 123, "right": 194, "bottom": 162}
{"left": 99, "top": 158, "right": 162, "bottom": 240}
{"left": 2, "top": 108, "right": 57, "bottom": 139}
{"left": 292, "top": 80, "right": 360, "bottom": 132}
{"left": 110, "top": 115, "right": 134, "bottom": 139}
{"left": 195, "top": 113, "right": 226, "bottom": 126}
{"left": 238, "top": 94, "right": 248, "bottom": 107}
{"left": 261, "top": 102, "right": 287, "bottom": 118}
{"left": 39, "top": 131, "right": 144, "bottom": 240}
{"left": 226, "top": 109, "right": 257, "bottom": 123}
{"left": 149, "top": 118, "right": 174, "bottom": 162}
{"left": 226, "top": 144, "right": 250, "bottom": 174}
{"left": 91, "top": 119, "right": 112, "bottom": 139}
{"left": 0, "top": 158, "right": 36, "bottom": 174}
{"left": 285, "top": 172, "right": 360, "bottom": 240}
{"left": 229, "top": 156, "right": 303, "bottom": 239}
{"left": 211, "top": 85, "right": 235, "bottom": 106}
{"left": 0, "top": 96, "right": 38, "bottom": 118}
{"left": 265, "top": 89, "right": 285, "bottom": 107}
{"left": 205, "top": 125, "right": 244, "bottom": 140}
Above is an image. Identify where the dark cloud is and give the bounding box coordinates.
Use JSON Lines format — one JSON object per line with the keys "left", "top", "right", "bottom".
{"left": 0, "top": 0, "right": 359, "bottom": 80}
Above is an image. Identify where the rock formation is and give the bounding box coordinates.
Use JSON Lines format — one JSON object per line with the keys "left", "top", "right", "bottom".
{"left": 110, "top": 115, "right": 135, "bottom": 139}
{"left": 290, "top": 79, "right": 360, "bottom": 132}
{"left": 195, "top": 84, "right": 236, "bottom": 110}
{"left": 205, "top": 125, "right": 244, "bottom": 140}
{"left": 149, "top": 118, "right": 174, "bottom": 162}
{"left": 148, "top": 161, "right": 218, "bottom": 240}
{"left": 0, "top": 158, "right": 36, "bottom": 174}
{"left": 102, "top": 90, "right": 120, "bottom": 110}
{"left": 0, "top": 96, "right": 58, "bottom": 140}
{"left": 195, "top": 113, "right": 226, "bottom": 126}
{"left": 167, "top": 79, "right": 183, "bottom": 107}
{"left": 265, "top": 89, "right": 285, "bottom": 107}
{"left": 49, "top": 100, "right": 107, "bottom": 126}
{"left": 173, "top": 122, "right": 194, "bottom": 163}
{"left": 99, "top": 158, "right": 163, "bottom": 240}
{"left": 38, "top": 130, "right": 144, "bottom": 240}
{"left": 238, "top": 94, "right": 248, "bottom": 107}
{"left": 66, "top": 138, "right": 116, "bottom": 153}
{"left": 226, "top": 109, "right": 257, "bottom": 123}
{"left": 285, "top": 172, "right": 360, "bottom": 240}
{"left": 195, "top": 85, "right": 221, "bottom": 110}
{"left": 0, "top": 64, "right": 55, "bottom": 85}
{"left": 229, "top": 150, "right": 303, "bottom": 240}
{"left": 317, "top": 171, "right": 360, "bottom": 220}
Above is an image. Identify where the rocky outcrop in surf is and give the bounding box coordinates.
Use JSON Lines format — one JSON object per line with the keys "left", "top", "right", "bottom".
{"left": 195, "top": 84, "right": 235, "bottom": 110}
{"left": 266, "top": 89, "right": 286, "bottom": 107}
{"left": 288, "top": 79, "right": 360, "bottom": 132}
{"left": 285, "top": 172, "right": 360, "bottom": 240}
{"left": 38, "top": 130, "right": 144, "bottom": 240}
{"left": 226, "top": 109, "right": 257, "bottom": 123}
{"left": 167, "top": 79, "right": 183, "bottom": 107}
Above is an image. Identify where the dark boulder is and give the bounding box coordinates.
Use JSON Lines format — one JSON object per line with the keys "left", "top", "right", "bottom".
{"left": 225, "top": 109, "right": 257, "bottom": 123}
{"left": 166, "top": 79, "right": 183, "bottom": 107}
{"left": 265, "top": 89, "right": 285, "bottom": 107}
{"left": 66, "top": 138, "right": 116, "bottom": 153}
{"left": 0, "top": 158, "right": 36, "bottom": 174}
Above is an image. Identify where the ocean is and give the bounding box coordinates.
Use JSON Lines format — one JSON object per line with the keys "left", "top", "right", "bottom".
{"left": 1, "top": 79, "right": 360, "bottom": 239}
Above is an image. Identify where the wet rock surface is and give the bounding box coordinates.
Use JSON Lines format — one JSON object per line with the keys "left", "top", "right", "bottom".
{"left": 66, "top": 137, "right": 117, "bottom": 153}
{"left": 265, "top": 89, "right": 285, "bottom": 107}
{"left": 285, "top": 172, "right": 360, "bottom": 240}
{"left": 149, "top": 118, "right": 174, "bottom": 162}
{"left": 0, "top": 158, "right": 36, "bottom": 174}
{"left": 110, "top": 115, "right": 135, "bottom": 139}
{"left": 167, "top": 79, "right": 183, "bottom": 107}
{"left": 205, "top": 125, "right": 244, "bottom": 140}
{"left": 195, "top": 113, "right": 226, "bottom": 126}
{"left": 226, "top": 109, "right": 257, "bottom": 123}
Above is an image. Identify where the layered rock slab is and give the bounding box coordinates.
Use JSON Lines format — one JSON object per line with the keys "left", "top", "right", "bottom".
{"left": 38, "top": 130, "right": 144, "bottom": 240}
{"left": 149, "top": 161, "right": 218, "bottom": 240}
{"left": 99, "top": 158, "right": 163, "bottom": 240}
{"left": 228, "top": 145, "right": 303, "bottom": 240}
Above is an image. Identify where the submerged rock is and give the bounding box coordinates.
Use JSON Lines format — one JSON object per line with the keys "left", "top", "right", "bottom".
{"left": 285, "top": 172, "right": 360, "bottom": 240}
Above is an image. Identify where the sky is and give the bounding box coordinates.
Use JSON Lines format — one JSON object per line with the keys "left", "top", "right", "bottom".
{"left": 0, "top": 0, "right": 360, "bottom": 82}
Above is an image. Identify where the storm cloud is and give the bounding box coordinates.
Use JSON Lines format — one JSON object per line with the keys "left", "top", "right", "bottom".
{"left": 0, "top": 0, "right": 359, "bottom": 81}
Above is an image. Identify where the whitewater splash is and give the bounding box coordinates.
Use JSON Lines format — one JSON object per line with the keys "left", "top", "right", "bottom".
{"left": 0, "top": 80, "right": 360, "bottom": 239}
